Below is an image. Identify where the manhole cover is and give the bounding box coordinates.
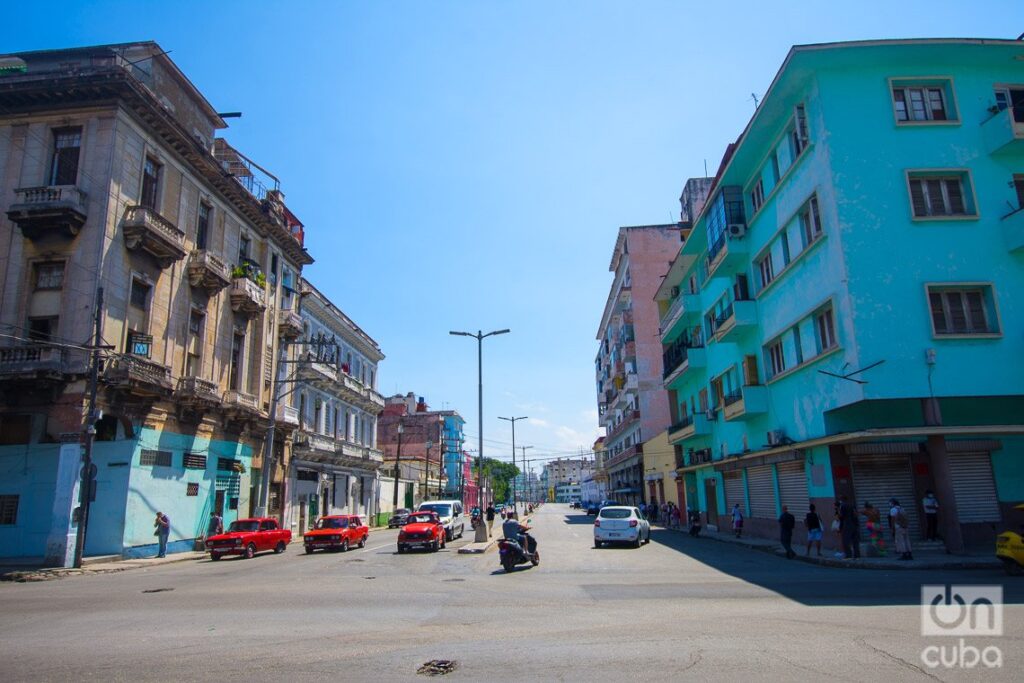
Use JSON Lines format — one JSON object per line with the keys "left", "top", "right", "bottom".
{"left": 141, "top": 588, "right": 174, "bottom": 593}
{"left": 418, "top": 660, "right": 457, "bottom": 676}
{"left": 364, "top": 576, "right": 376, "bottom": 580}
{"left": 442, "top": 578, "right": 464, "bottom": 583}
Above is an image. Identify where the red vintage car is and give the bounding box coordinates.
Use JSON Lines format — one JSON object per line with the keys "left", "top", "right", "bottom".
{"left": 303, "top": 514, "right": 369, "bottom": 553}
{"left": 397, "top": 511, "right": 447, "bottom": 553}
{"left": 206, "top": 517, "right": 291, "bottom": 560}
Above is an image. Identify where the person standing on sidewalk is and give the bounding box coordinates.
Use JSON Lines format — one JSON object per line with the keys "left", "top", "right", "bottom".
{"left": 485, "top": 504, "right": 496, "bottom": 538}
{"left": 890, "top": 498, "right": 914, "bottom": 561}
{"left": 922, "top": 490, "right": 940, "bottom": 541}
{"left": 804, "top": 504, "right": 823, "bottom": 557}
{"left": 154, "top": 511, "right": 170, "bottom": 558}
{"left": 731, "top": 504, "right": 744, "bottom": 538}
{"left": 860, "top": 502, "right": 886, "bottom": 556}
{"left": 778, "top": 506, "right": 796, "bottom": 559}
{"left": 206, "top": 512, "right": 223, "bottom": 539}
{"left": 670, "top": 503, "right": 681, "bottom": 530}
{"left": 839, "top": 496, "right": 861, "bottom": 559}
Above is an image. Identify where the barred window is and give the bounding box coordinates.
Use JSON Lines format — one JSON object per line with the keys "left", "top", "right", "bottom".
{"left": 183, "top": 453, "right": 207, "bottom": 469}
{"left": 217, "top": 458, "right": 239, "bottom": 472}
{"left": 0, "top": 495, "right": 18, "bottom": 525}
{"left": 140, "top": 449, "right": 172, "bottom": 467}
{"left": 186, "top": 483, "right": 199, "bottom": 496}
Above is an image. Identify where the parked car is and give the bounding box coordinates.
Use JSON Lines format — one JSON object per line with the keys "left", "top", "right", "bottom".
{"left": 587, "top": 500, "right": 616, "bottom": 516}
{"left": 594, "top": 506, "right": 650, "bottom": 548}
{"left": 388, "top": 508, "right": 412, "bottom": 528}
{"left": 397, "top": 511, "right": 447, "bottom": 553}
{"left": 418, "top": 500, "right": 465, "bottom": 541}
{"left": 205, "top": 517, "right": 291, "bottom": 560}
{"left": 303, "top": 515, "right": 368, "bottom": 553}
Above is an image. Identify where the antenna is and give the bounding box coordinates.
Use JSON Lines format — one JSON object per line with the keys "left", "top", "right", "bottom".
{"left": 751, "top": 93, "right": 760, "bottom": 109}
{"left": 703, "top": 159, "right": 708, "bottom": 177}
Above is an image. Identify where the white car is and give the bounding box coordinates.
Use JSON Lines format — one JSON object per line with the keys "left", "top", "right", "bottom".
{"left": 418, "top": 500, "right": 465, "bottom": 541}
{"left": 594, "top": 506, "right": 650, "bottom": 548}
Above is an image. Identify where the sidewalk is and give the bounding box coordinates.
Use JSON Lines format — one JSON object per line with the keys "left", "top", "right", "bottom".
{"left": 653, "top": 522, "right": 1000, "bottom": 570}
{"left": 0, "top": 551, "right": 207, "bottom": 583}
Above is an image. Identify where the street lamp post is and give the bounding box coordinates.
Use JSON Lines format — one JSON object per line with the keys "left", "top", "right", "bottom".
{"left": 450, "top": 328, "right": 509, "bottom": 542}
{"left": 519, "top": 445, "right": 533, "bottom": 514}
{"left": 424, "top": 440, "right": 433, "bottom": 501}
{"left": 392, "top": 420, "right": 404, "bottom": 509}
{"left": 497, "top": 416, "right": 527, "bottom": 515}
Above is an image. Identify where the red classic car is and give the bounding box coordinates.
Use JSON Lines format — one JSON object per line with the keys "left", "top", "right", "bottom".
{"left": 397, "top": 511, "right": 447, "bottom": 553}
{"left": 303, "top": 515, "right": 369, "bottom": 553}
{"left": 206, "top": 517, "right": 292, "bottom": 560}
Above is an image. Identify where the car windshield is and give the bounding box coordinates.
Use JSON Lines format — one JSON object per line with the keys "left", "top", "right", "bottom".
{"left": 228, "top": 521, "right": 259, "bottom": 532}
{"left": 316, "top": 518, "right": 348, "bottom": 529}
{"left": 599, "top": 509, "right": 632, "bottom": 519}
{"left": 407, "top": 514, "right": 436, "bottom": 524}
{"left": 419, "top": 504, "right": 452, "bottom": 517}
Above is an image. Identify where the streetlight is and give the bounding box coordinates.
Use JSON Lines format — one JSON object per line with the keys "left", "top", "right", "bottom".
{"left": 392, "top": 420, "right": 404, "bottom": 508}
{"left": 498, "top": 416, "right": 527, "bottom": 514}
{"left": 450, "top": 328, "right": 510, "bottom": 542}
{"left": 424, "top": 440, "right": 433, "bottom": 501}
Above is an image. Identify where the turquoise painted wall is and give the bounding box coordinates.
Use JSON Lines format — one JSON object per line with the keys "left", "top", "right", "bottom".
{"left": 993, "top": 437, "right": 1024, "bottom": 502}
{"left": 0, "top": 443, "right": 61, "bottom": 558}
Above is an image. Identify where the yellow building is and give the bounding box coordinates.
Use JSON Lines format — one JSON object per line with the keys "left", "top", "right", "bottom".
{"left": 642, "top": 430, "right": 680, "bottom": 508}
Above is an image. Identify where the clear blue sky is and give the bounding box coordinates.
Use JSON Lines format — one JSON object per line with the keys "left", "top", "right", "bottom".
{"left": 3, "top": 1, "right": 1018, "bottom": 469}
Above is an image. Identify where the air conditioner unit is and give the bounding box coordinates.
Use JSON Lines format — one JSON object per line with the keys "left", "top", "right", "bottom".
{"left": 670, "top": 286, "right": 680, "bottom": 298}
{"left": 727, "top": 223, "right": 747, "bottom": 238}
{"left": 767, "top": 429, "right": 786, "bottom": 446}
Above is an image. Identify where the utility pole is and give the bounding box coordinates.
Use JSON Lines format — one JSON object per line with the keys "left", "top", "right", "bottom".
{"left": 73, "top": 287, "right": 103, "bottom": 569}
{"left": 519, "top": 445, "right": 533, "bottom": 514}
{"left": 424, "top": 439, "right": 433, "bottom": 501}
{"left": 391, "top": 419, "right": 404, "bottom": 508}
{"left": 498, "top": 416, "right": 527, "bottom": 513}
{"left": 256, "top": 340, "right": 288, "bottom": 517}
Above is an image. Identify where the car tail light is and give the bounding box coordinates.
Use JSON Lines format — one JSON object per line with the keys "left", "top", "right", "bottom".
{"left": 629, "top": 520, "right": 638, "bottom": 527}
{"left": 594, "top": 520, "right": 600, "bottom": 527}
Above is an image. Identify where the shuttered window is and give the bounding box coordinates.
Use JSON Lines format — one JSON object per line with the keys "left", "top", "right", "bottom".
{"left": 908, "top": 176, "right": 970, "bottom": 217}
{"left": 776, "top": 461, "right": 809, "bottom": 514}
{"left": 183, "top": 453, "right": 207, "bottom": 470}
{"left": 723, "top": 472, "right": 744, "bottom": 512}
{"left": 747, "top": 465, "right": 776, "bottom": 519}
{"left": 928, "top": 288, "right": 995, "bottom": 335}
{"left": 949, "top": 453, "right": 1001, "bottom": 523}
{"left": 0, "top": 495, "right": 18, "bottom": 525}
{"left": 851, "top": 455, "right": 919, "bottom": 538}
{"left": 140, "top": 449, "right": 172, "bottom": 467}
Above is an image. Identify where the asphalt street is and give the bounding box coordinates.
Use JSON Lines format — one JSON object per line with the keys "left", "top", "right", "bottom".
{"left": 0, "top": 504, "right": 1020, "bottom": 682}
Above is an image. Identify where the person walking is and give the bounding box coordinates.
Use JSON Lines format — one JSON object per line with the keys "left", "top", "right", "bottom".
{"left": 207, "top": 511, "right": 223, "bottom": 539}
{"left": 731, "top": 503, "right": 744, "bottom": 538}
{"left": 831, "top": 502, "right": 844, "bottom": 558}
{"left": 485, "top": 504, "right": 496, "bottom": 538}
{"left": 670, "top": 503, "right": 681, "bottom": 530}
{"left": 154, "top": 511, "right": 170, "bottom": 558}
{"left": 804, "top": 504, "right": 823, "bottom": 557}
{"left": 890, "top": 498, "right": 914, "bottom": 560}
{"left": 778, "top": 505, "right": 796, "bottom": 559}
{"left": 922, "top": 490, "right": 940, "bottom": 541}
{"left": 860, "top": 502, "right": 886, "bottom": 556}
{"left": 839, "top": 495, "right": 861, "bottom": 559}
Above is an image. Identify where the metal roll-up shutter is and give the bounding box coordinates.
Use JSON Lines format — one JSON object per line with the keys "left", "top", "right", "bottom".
{"left": 723, "top": 472, "right": 744, "bottom": 511}
{"left": 851, "top": 455, "right": 919, "bottom": 538}
{"left": 777, "top": 461, "right": 809, "bottom": 513}
{"left": 949, "top": 453, "right": 1000, "bottom": 522}
{"left": 747, "top": 465, "right": 776, "bottom": 519}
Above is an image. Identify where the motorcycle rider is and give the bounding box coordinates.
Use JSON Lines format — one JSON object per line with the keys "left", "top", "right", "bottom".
{"left": 501, "top": 512, "right": 537, "bottom": 555}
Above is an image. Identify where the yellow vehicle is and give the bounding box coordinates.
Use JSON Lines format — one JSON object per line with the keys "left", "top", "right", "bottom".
{"left": 995, "top": 503, "right": 1024, "bottom": 576}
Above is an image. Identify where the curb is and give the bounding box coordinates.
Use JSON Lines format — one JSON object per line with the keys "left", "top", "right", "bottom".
{"left": 1, "top": 552, "right": 206, "bottom": 583}
{"left": 457, "top": 539, "right": 497, "bottom": 554}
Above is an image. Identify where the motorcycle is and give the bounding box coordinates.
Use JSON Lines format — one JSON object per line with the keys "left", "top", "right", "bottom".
{"left": 996, "top": 503, "right": 1024, "bottom": 576}
{"left": 498, "top": 535, "right": 539, "bottom": 572}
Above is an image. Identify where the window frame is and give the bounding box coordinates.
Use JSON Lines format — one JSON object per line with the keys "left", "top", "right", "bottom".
{"left": 814, "top": 306, "right": 838, "bottom": 354}
{"left": 33, "top": 260, "right": 66, "bottom": 291}
{"left": 905, "top": 169, "right": 978, "bottom": 221}
{"left": 889, "top": 77, "right": 960, "bottom": 126}
{"left": 0, "top": 494, "right": 18, "bottom": 525}
{"left": 140, "top": 154, "right": 163, "bottom": 210}
{"left": 924, "top": 283, "right": 1002, "bottom": 338}
{"left": 48, "top": 126, "right": 82, "bottom": 186}
{"left": 196, "top": 200, "right": 212, "bottom": 250}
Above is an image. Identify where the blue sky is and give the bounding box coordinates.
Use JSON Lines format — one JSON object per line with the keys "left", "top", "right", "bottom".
{"left": 3, "top": 1, "right": 1019, "bottom": 470}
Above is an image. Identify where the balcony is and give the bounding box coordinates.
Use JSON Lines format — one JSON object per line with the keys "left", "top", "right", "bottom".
{"left": 293, "top": 430, "right": 337, "bottom": 460}
{"left": 1003, "top": 208, "right": 1024, "bottom": 253}
{"left": 7, "top": 185, "right": 88, "bottom": 240}
{"left": 187, "top": 250, "right": 231, "bottom": 293}
{"left": 713, "top": 300, "right": 758, "bottom": 343}
{"left": 301, "top": 356, "right": 339, "bottom": 389}
{"left": 229, "top": 276, "right": 267, "bottom": 316}
{"left": 668, "top": 413, "right": 712, "bottom": 444}
{"left": 660, "top": 292, "right": 702, "bottom": 343}
{"left": 222, "top": 389, "right": 262, "bottom": 417}
{"left": 706, "top": 232, "right": 750, "bottom": 280}
{"left": 175, "top": 376, "right": 221, "bottom": 409}
{"left": 981, "top": 107, "right": 1024, "bottom": 156}
{"left": 604, "top": 443, "right": 643, "bottom": 470}
{"left": 606, "top": 409, "right": 640, "bottom": 442}
{"left": 334, "top": 440, "right": 385, "bottom": 468}
{"left": 278, "top": 309, "right": 303, "bottom": 339}
{"left": 722, "top": 385, "right": 769, "bottom": 421}
{"left": 122, "top": 205, "right": 187, "bottom": 268}
{"left": 663, "top": 343, "right": 707, "bottom": 389}
{"left": 275, "top": 404, "right": 299, "bottom": 428}
{"left": 103, "top": 354, "right": 173, "bottom": 397}
{"left": 0, "top": 346, "right": 68, "bottom": 380}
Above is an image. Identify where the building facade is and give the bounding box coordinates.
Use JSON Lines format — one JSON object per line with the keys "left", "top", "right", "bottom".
{"left": 286, "top": 281, "right": 385, "bottom": 534}
{"left": 0, "top": 43, "right": 312, "bottom": 562}
{"left": 658, "top": 39, "right": 1024, "bottom": 552}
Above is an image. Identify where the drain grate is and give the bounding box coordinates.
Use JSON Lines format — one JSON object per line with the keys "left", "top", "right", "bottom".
{"left": 417, "top": 660, "right": 457, "bottom": 676}
{"left": 141, "top": 588, "right": 174, "bottom": 593}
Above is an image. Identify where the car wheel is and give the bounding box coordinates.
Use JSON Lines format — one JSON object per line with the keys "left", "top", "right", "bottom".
{"left": 340, "top": 539, "right": 349, "bottom": 552}
{"left": 358, "top": 535, "right": 366, "bottom": 549}
{"left": 458, "top": 524, "right": 464, "bottom": 539}
{"left": 397, "top": 545, "right": 405, "bottom": 554}
{"left": 274, "top": 541, "right": 286, "bottom": 554}
{"left": 594, "top": 540, "right": 602, "bottom": 549}
{"left": 210, "top": 553, "right": 222, "bottom": 561}
{"left": 440, "top": 535, "right": 446, "bottom": 549}
{"left": 634, "top": 534, "right": 642, "bottom": 549}
{"left": 446, "top": 528, "right": 453, "bottom": 542}
{"left": 431, "top": 540, "right": 439, "bottom": 552}
{"left": 244, "top": 543, "right": 256, "bottom": 559}
{"left": 304, "top": 546, "right": 313, "bottom": 555}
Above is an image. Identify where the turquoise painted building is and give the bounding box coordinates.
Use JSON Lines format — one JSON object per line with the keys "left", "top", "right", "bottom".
{"left": 442, "top": 413, "right": 466, "bottom": 497}
{"left": 657, "top": 39, "right": 1024, "bottom": 552}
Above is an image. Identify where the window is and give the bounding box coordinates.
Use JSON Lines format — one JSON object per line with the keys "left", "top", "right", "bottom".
{"left": 893, "top": 85, "right": 949, "bottom": 122}
{"left": 229, "top": 333, "right": 244, "bottom": 390}
{"left": 217, "top": 458, "right": 240, "bottom": 472}
{"left": 33, "top": 261, "right": 64, "bottom": 290}
{"left": 790, "top": 104, "right": 809, "bottom": 157}
{"left": 140, "top": 449, "right": 173, "bottom": 467}
{"left": 800, "top": 197, "right": 823, "bottom": 246}
{"left": 750, "top": 179, "right": 765, "bottom": 213}
{"left": 1014, "top": 174, "right": 1024, "bottom": 211}
{"left": 269, "top": 254, "right": 279, "bottom": 287}
{"left": 183, "top": 453, "right": 207, "bottom": 469}
{"left": 815, "top": 308, "right": 837, "bottom": 352}
{"left": 766, "top": 340, "right": 785, "bottom": 378}
{"left": 994, "top": 87, "right": 1024, "bottom": 123}
{"left": 792, "top": 326, "right": 804, "bottom": 365}
{"left": 238, "top": 234, "right": 251, "bottom": 265}
{"left": 928, "top": 287, "right": 999, "bottom": 336}
{"left": 0, "top": 495, "right": 18, "bottom": 525}
{"left": 27, "top": 316, "right": 58, "bottom": 342}
{"left": 186, "top": 483, "right": 200, "bottom": 496}
{"left": 130, "top": 278, "right": 151, "bottom": 310}
{"left": 185, "top": 310, "right": 204, "bottom": 376}
{"left": 196, "top": 202, "right": 211, "bottom": 250}
{"left": 49, "top": 128, "right": 82, "bottom": 186}
{"left": 140, "top": 156, "right": 162, "bottom": 209}
{"left": 908, "top": 174, "right": 972, "bottom": 218}
{"left": 757, "top": 253, "right": 774, "bottom": 289}
{"left": 780, "top": 232, "right": 791, "bottom": 266}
